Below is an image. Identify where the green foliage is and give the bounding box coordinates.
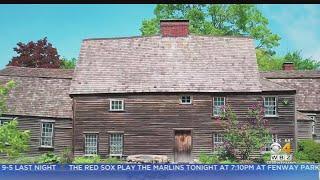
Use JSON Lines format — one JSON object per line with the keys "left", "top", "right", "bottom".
{"left": 140, "top": 4, "right": 280, "bottom": 54}
{"left": 0, "top": 156, "right": 39, "bottom": 164}
{"left": 220, "top": 104, "right": 271, "bottom": 161}
{"left": 199, "top": 152, "right": 220, "bottom": 164}
{"left": 37, "top": 152, "right": 61, "bottom": 164}
{"left": 262, "top": 152, "right": 271, "bottom": 163}
{"left": 220, "top": 160, "right": 239, "bottom": 164}
{"left": 0, "top": 80, "right": 16, "bottom": 114}
{"left": 59, "top": 148, "right": 73, "bottom": 163}
{"left": 294, "top": 140, "right": 320, "bottom": 163}
{"left": 60, "top": 58, "right": 77, "bottom": 69}
{"left": 257, "top": 49, "right": 320, "bottom": 71}
{"left": 102, "top": 157, "right": 123, "bottom": 164}
{"left": 0, "top": 80, "right": 30, "bottom": 158}
{"left": 73, "top": 155, "right": 123, "bottom": 164}
{"left": 252, "top": 152, "right": 271, "bottom": 164}
{"left": 0, "top": 120, "right": 30, "bottom": 157}
{"left": 73, "top": 155, "right": 102, "bottom": 164}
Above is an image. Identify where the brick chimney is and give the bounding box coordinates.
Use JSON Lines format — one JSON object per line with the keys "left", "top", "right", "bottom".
{"left": 160, "top": 19, "right": 189, "bottom": 37}
{"left": 282, "top": 62, "right": 294, "bottom": 71}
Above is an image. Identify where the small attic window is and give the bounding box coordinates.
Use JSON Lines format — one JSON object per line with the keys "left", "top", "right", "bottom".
{"left": 110, "top": 99, "right": 124, "bottom": 111}
{"left": 180, "top": 95, "right": 192, "bottom": 104}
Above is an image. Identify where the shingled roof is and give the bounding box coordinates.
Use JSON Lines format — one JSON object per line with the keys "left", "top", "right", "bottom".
{"left": 261, "top": 70, "right": 320, "bottom": 79}
{"left": 261, "top": 71, "right": 320, "bottom": 111}
{"left": 70, "top": 35, "right": 263, "bottom": 94}
{"left": 0, "top": 66, "right": 73, "bottom": 118}
{"left": 259, "top": 77, "right": 295, "bottom": 92}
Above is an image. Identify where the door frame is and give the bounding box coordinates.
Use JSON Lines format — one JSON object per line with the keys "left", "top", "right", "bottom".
{"left": 173, "top": 128, "right": 193, "bottom": 162}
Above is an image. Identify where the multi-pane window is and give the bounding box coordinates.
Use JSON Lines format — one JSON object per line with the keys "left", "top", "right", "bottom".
{"left": 262, "top": 134, "right": 278, "bottom": 152}
{"left": 40, "top": 122, "right": 54, "bottom": 148}
{"left": 0, "top": 119, "right": 9, "bottom": 126}
{"left": 110, "top": 133, "right": 123, "bottom": 156}
{"left": 180, "top": 95, "right": 192, "bottom": 104}
{"left": 213, "top": 133, "right": 224, "bottom": 152}
{"left": 85, "top": 134, "right": 98, "bottom": 155}
{"left": 213, "top": 97, "right": 225, "bottom": 116}
{"left": 264, "top": 97, "right": 277, "bottom": 116}
{"left": 110, "top": 99, "right": 124, "bottom": 111}
{"left": 309, "top": 115, "right": 316, "bottom": 135}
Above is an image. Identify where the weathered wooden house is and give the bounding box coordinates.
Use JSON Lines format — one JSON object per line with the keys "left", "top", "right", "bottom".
{"left": 0, "top": 66, "right": 73, "bottom": 156}
{"left": 5, "top": 20, "right": 319, "bottom": 162}
{"left": 69, "top": 20, "right": 296, "bottom": 162}
{"left": 261, "top": 62, "right": 320, "bottom": 142}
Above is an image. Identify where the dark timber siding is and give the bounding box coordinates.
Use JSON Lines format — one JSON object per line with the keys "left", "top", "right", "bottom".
{"left": 297, "top": 112, "right": 320, "bottom": 142}
{"left": 297, "top": 120, "right": 312, "bottom": 140}
{"left": 1, "top": 115, "right": 72, "bottom": 157}
{"left": 73, "top": 93, "right": 295, "bottom": 161}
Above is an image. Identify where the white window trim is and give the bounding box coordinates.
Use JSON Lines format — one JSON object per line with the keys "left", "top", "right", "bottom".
{"left": 213, "top": 133, "right": 224, "bottom": 152}
{"left": 0, "top": 117, "right": 12, "bottom": 126}
{"left": 180, "top": 95, "right": 193, "bottom": 105}
{"left": 40, "top": 122, "right": 54, "bottom": 148}
{"left": 109, "top": 133, "right": 123, "bottom": 157}
{"left": 84, "top": 133, "right": 98, "bottom": 156}
{"left": 309, "top": 115, "right": 316, "bottom": 135}
{"left": 213, "top": 97, "right": 226, "bottom": 117}
{"left": 109, "top": 99, "right": 125, "bottom": 111}
{"left": 312, "top": 121, "right": 316, "bottom": 135}
{"left": 263, "top": 96, "right": 278, "bottom": 117}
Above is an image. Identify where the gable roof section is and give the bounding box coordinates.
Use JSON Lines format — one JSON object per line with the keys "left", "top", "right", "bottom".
{"left": 261, "top": 71, "right": 320, "bottom": 111}
{"left": 259, "top": 77, "right": 295, "bottom": 92}
{"left": 70, "top": 35, "right": 262, "bottom": 94}
{"left": 261, "top": 70, "right": 320, "bottom": 79}
{"left": 0, "top": 66, "right": 73, "bottom": 118}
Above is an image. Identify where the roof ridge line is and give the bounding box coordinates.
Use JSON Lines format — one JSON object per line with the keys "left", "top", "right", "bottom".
{"left": 0, "top": 74, "right": 72, "bottom": 80}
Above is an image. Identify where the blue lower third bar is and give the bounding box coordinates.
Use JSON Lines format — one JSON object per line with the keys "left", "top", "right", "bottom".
{"left": 0, "top": 164, "right": 318, "bottom": 180}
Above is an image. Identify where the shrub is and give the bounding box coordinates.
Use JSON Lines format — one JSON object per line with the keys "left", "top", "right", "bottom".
{"left": 73, "top": 155, "right": 101, "bottom": 164}
{"left": 218, "top": 145, "right": 237, "bottom": 162}
{"left": 262, "top": 152, "right": 271, "bottom": 163}
{"left": 199, "top": 152, "right": 219, "bottom": 164}
{"left": 220, "top": 104, "right": 271, "bottom": 161}
{"left": 103, "top": 157, "right": 123, "bottom": 164}
{"left": 0, "top": 119, "right": 30, "bottom": 158}
{"left": 60, "top": 148, "right": 73, "bottom": 163}
{"left": 37, "top": 152, "right": 61, "bottom": 164}
{"left": 220, "top": 160, "right": 239, "bottom": 164}
{"left": 294, "top": 140, "right": 320, "bottom": 163}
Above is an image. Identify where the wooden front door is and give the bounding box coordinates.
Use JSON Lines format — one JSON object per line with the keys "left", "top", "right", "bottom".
{"left": 174, "top": 130, "right": 192, "bottom": 162}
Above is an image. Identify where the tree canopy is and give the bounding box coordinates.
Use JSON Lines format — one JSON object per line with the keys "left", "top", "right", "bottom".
{"left": 60, "top": 58, "right": 77, "bottom": 69}
{"left": 257, "top": 49, "right": 320, "bottom": 71}
{"left": 8, "top": 37, "right": 62, "bottom": 68}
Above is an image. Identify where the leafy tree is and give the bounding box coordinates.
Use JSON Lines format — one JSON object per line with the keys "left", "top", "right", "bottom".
{"left": 218, "top": 103, "right": 271, "bottom": 161}
{"left": 0, "top": 120, "right": 30, "bottom": 157}
{"left": 140, "top": 4, "right": 280, "bottom": 54}
{"left": 257, "top": 49, "right": 320, "bottom": 71}
{"left": 8, "top": 37, "right": 62, "bottom": 68}
{"left": 60, "top": 58, "right": 77, "bottom": 69}
{"left": 0, "top": 80, "right": 30, "bottom": 157}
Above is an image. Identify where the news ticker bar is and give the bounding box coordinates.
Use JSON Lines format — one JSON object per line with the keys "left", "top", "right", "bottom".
{"left": 0, "top": 164, "right": 319, "bottom": 172}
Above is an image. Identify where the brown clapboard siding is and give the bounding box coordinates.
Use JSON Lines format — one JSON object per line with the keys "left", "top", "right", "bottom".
{"left": 1, "top": 115, "right": 72, "bottom": 157}
{"left": 296, "top": 112, "right": 320, "bottom": 142}
{"left": 297, "top": 120, "right": 313, "bottom": 140}
{"left": 316, "top": 113, "right": 320, "bottom": 142}
{"left": 73, "top": 93, "right": 295, "bottom": 160}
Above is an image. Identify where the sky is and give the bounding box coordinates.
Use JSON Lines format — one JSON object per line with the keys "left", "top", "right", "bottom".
{"left": 0, "top": 4, "right": 319, "bottom": 68}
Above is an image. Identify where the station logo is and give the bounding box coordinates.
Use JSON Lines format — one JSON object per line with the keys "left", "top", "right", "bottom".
{"left": 270, "top": 141, "right": 292, "bottom": 162}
